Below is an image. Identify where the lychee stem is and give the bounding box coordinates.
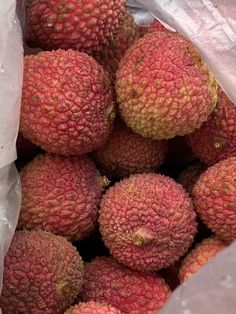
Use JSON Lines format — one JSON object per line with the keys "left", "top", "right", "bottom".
{"left": 132, "top": 228, "right": 155, "bottom": 247}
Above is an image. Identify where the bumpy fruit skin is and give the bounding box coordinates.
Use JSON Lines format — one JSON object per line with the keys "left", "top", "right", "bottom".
{"left": 178, "top": 237, "right": 226, "bottom": 283}
{"left": 0, "top": 230, "right": 84, "bottom": 314}
{"left": 20, "top": 49, "right": 115, "bottom": 156}
{"left": 26, "top": 0, "right": 125, "bottom": 54}
{"left": 65, "top": 301, "right": 122, "bottom": 314}
{"left": 99, "top": 173, "right": 197, "bottom": 272}
{"left": 94, "top": 121, "right": 167, "bottom": 178}
{"left": 192, "top": 157, "right": 236, "bottom": 242}
{"left": 18, "top": 154, "right": 106, "bottom": 241}
{"left": 93, "top": 10, "right": 139, "bottom": 82}
{"left": 116, "top": 31, "right": 218, "bottom": 140}
{"left": 81, "top": 256, "right": 171, "bottom": 314}
{"left": 187, "top": 89, "right": 236, "bottom": 165}
{"left": 177, "top": 161, "right": 207, "bottom": 195}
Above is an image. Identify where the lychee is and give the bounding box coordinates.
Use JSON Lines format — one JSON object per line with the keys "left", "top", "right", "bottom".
{"left": 192, "top": 156, "right": 236, "bottom": 242}
{"left": 178, "top": 237, "right": 227, "bottom": 282}
{"left": 81, "top": 256, "right": 170, "bottom": 314}
{"left": 0, "top": 230, "right": 84, "bottom": 314}
{"left": 94, "top": 120, "right": 167, "bottom": 178}
{"left": 93, "top": 9, "right": 139, "bottom": 82}
{"left": 187, "top": 89, "right": 236, "bottom": 165}
{"left": 26, "top": 0, "right": 125, "bottom": 54}
{"left": 18, "top": 154, "right": 108, "bottom": 241}
{"left": 116, "top": 31, "right": 217, "bottom": 140}
{"left": 20, "top": 49, "right": 115, "bottom": 156}
{"left": 99, "top": 173, "right": 197, "bottom": 272}
{"left": 65, "top": 301, "right": 122, "bottom": 314}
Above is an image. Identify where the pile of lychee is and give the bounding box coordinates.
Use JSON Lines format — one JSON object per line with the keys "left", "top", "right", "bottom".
{"left": 2, "top": 1, "right": 236, "bottom": 313}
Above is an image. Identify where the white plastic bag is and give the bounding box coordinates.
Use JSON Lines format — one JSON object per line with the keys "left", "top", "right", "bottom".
{"left": 0, "top": 0, "right": 22, "bottom": 295}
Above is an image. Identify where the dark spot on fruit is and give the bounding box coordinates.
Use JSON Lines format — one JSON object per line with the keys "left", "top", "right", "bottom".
{"left": 134, "top": 55, "right": 144, "bottom": 65}
{"left": 131, "top": 89, "right": 138, "bottom": 97}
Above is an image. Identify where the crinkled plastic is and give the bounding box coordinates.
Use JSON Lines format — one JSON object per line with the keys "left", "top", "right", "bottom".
{"left": 0, "top": 0, "right": 23, "bottom": 300}
{"left": 0, "top": 0, "right": 236, "bottom": 313}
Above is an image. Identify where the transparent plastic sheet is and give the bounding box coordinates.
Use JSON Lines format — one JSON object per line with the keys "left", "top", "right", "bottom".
{"left": 0, "top": 0, "right": 23, "bottom": 302}
{"left": 127, "top": 1, "right": 236, "bottom": 313}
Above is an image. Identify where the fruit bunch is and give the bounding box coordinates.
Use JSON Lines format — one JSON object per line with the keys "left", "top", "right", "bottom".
{"left": 3, "top": 1, "right": 236, "bottom": 313}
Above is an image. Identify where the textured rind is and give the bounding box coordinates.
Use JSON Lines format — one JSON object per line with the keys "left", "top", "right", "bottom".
{"left": 94, "top": 121, "right": 167, "bottom": 178}
{"left": 187, "top": 89, "right": 236, "bottom": 165}
{"left": 99, "top": 173, "right": 197, "bottom": 272}
{"left": 116, "top": 31, "right": 218, "bottom": 140}
{"left": 81, "top": 256, "right": 171, "bottom": 314}
{"left": 20, "top": 49, "right": 115, "bottom": 156}
{"left": 178, "top": 237, "right": 226, "bottom": 283}
{"left": 65, "top": 301, "right": 122, "bottom": 314}
{"left": 177, "top": 161, "right": 207, "bottom": 195}
{"left": 0, "top": 230, "right": 84, "bottom": 314}
{"left": 93, "top": 10, "right": 139, "bottom": 82}
{"left": 18, "top": 154, "right": 103, "bottom": 241}
{"left": 192, "top": 157, "right": 236, "bottom": 242}
{"left": 26, "top": 0, "right": 125, "bottom": 54}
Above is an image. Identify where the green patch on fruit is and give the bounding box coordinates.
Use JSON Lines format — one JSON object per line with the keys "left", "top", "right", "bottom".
{"left": 56, "top": 280, "right": 71, "bottom": 297}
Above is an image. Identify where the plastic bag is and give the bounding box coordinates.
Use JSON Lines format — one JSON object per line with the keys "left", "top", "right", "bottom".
{"left": 0, "top": 0, "right": 236, "bottom": 313}
{"left": 0, "top": 0, "right": 22, "bottom": 296}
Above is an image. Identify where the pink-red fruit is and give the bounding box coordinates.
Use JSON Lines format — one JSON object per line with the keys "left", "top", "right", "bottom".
{"left": 94, "top": 121, "right": 167, "bottom": 178}
{"left": 20, "top": 49, "right": 115, "bottom": 156}
{"left": 65, "top": 301, "right": 122, "bottom": 314}
{"left": 18, "top": 154, "right": 108, "bottom": 241}
{"left": 187, "top": 89, "right": 236, "bottom": 165}
{"left": 0, "top": 230, "right": 84, "bottom": 314}
{"left": 93, "top": 9, "right": 139, "bottom": 82}
{"left": 26, "top": 0, "right": 126, "bottom": 54}
{"left": 81, "top": 256, "right": 170, "bottom": 314}
{"left": 192, "top": 156, "right": 236, "bottom": 242}
{"left": 99, "top": 173, "right": 197, "bottom": 272}
{"left": 116, "top": 31, "right": 217, "bottom": 140}
{"left": 178, "top": 237, "right": 226, "bottom": 282}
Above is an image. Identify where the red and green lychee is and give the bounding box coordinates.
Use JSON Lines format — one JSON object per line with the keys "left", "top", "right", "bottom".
{"left": 116, "top": 31, "right": 218, "bottom": 140}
